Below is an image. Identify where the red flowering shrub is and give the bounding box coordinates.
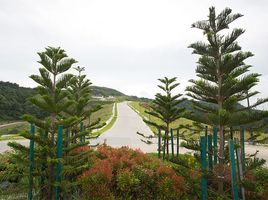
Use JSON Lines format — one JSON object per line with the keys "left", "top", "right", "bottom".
{"left": 79, "top": 145, "right": 187, "bottom": 199}
{"left": 82, "top": 160, "right": 113, "bottom": 181}
{"left": 79, "top": 159, "right": 114, "bottom": 199}
{"left": 157, "top": 165, "right": 175, "bottom": 177}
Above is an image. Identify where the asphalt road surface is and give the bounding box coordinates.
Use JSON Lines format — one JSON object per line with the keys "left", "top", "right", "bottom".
{"left": 92, "top": 102, "right": 191, "bottom": 154}
{"left": 1, "top": 102, "right": 268, "bottom": 167}
{"left": 0, "top": 139, "right": 28, "bottom": 152}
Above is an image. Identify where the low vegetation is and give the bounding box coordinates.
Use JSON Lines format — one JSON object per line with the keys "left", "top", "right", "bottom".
{"left": 90, "top": 103, "right": 114, "bottom": 125}
{"left": 1, "top": 146, "right": 267, "bottom": 199}
{"left": 93, "top": 103, "right": 118, "bottom": 136}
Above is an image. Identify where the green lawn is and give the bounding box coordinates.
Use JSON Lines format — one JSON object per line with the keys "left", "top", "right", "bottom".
{"left": 90, "top": 103, "right": 114, "bottom": 125}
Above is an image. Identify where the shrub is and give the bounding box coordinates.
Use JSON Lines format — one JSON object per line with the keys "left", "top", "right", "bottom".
{"left": 79, "top": 145, "right": 187, "bottom": 199}
{"left": 243, "top": 167, "right": 268, "bottom": 199}
{"left": 79, "top": 160, "right": 114, "bottom": 200}
{"left": 116, "top": 170, "right": 140, "bottom": 198}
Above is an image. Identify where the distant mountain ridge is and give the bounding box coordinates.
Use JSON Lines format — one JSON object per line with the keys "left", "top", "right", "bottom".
{"left": 0, "top": 81, "right": 128, "bottom": 121}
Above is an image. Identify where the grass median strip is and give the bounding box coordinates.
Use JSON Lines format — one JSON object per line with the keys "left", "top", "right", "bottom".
{"left": 0, "top": 134, "right": 24, "bottom": 141}
{"left": 93, "top": 103, "right": 118, "bottom": 136}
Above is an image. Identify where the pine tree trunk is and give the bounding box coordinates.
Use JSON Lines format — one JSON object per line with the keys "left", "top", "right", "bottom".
{"left": 166, "top": 125, "right": 169, "bottom": 159}
{"left": 47, "top": 72, "right": 57, "bottom": 199}
{"left": 47, "top": 128, "right": 56, "bottom": 199}
{"left": 166, "top": 131, "right": 169, "bottom": 158}
{"left": 216, "top": 40, "right": 225, "bottom": 194}
{"left": 218, "top": 125, "right": 225, "bottom": 194}
{"left": 48, "top": 164, "right": 55, "bottom": 199}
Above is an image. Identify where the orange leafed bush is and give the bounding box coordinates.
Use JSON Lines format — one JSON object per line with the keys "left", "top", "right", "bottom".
{"left": 79, "top": 145, "right": 187, "bottom": 199}
{"left": 82, "top": 159, "right": 113, "bottom": 181}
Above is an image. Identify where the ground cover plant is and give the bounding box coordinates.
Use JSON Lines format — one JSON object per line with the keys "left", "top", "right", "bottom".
{"left": 1, "top": 145, "right": 267, "bottom": 199}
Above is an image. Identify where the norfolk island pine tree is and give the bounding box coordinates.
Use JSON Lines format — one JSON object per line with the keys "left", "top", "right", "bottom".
{"left": 60, "top": 66, "right": 105, "bottom": 197}
{"left": 186, "top": 7, "right": 268, "bottom": 194}
{"left": 142, "top": 77, "right": 186, "bottom": 159}
{"left": 8, "top": 46, "right": 77, "bottom": 199}
{"left": 7, "top": 47, "right": 99, "bottom": 199}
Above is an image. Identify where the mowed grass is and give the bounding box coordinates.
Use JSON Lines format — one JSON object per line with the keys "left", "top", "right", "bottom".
{"left": 93, "top": 103, "right": 117, "bottom": 136}
{"left": 129, "top": 101, "right": 268, "bottom": 144}
{"left": 90, "top": 103, "right": 114, "bottom": 125}
{"left": 128, "top": 101, "right": 192, "bottom": 134}
{"left": 0, "top": 122, "right": 28, "bottom": 141}
{"left": 0, "top": 103, "right": 115, "bottom": 141}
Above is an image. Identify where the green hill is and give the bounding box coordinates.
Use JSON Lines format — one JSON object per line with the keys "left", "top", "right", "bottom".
{"left": 91, "top": 86, "right": 125, "bottom": 97}
{"left": 0, "top": 81, "right": 47, "bottom": 121}
{"left": 0, "top": 81, "right": 128, "bottom": 121}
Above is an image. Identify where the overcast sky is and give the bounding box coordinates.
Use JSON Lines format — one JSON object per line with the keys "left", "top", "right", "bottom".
{"left": 1, "top": 0, "right": 268, "bottom": 108}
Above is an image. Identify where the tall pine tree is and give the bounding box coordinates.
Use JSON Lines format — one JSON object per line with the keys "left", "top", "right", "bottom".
{"left": 9, "top": 47, "right": 78, "bottom": 199}
{"left": 186, "top": 7, "right": 268, "bottom": 193}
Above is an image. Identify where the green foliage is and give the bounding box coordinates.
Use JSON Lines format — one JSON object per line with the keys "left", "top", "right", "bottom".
{"left": 1, "top": 52, "right": 118, "bottom": 198}
{"left": 116, "top": 170, "right": 140, "bottom": 198}
{"left": 7, "top": 47, "right": 91, "bottom": 199}
{"left": 136, "top": 77, "right": 186, "bottom": 159}
{"left": 187, "top": 7, "right": 268, "bottom": 127}
{"left": 144, "top": 77, "right": 186, "bottom": 131}
{"left": 244, "top": 167, "right": 268, "bottom": 199}
{"left": 0, "top": 81, "right": 125, "bottom": 123}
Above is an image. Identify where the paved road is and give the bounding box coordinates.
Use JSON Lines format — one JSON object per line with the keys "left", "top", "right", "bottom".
{"left": 1, "top": 102, "right": 268, "bottom": 167}
{"left": 0, "top": 139, "right": 28, "bottom": 152}
{"left": 92, "top": 102, "right": 158, "bottom": 152}
{"left": 92, "top": 102, "right": 198, "bottom": 154}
